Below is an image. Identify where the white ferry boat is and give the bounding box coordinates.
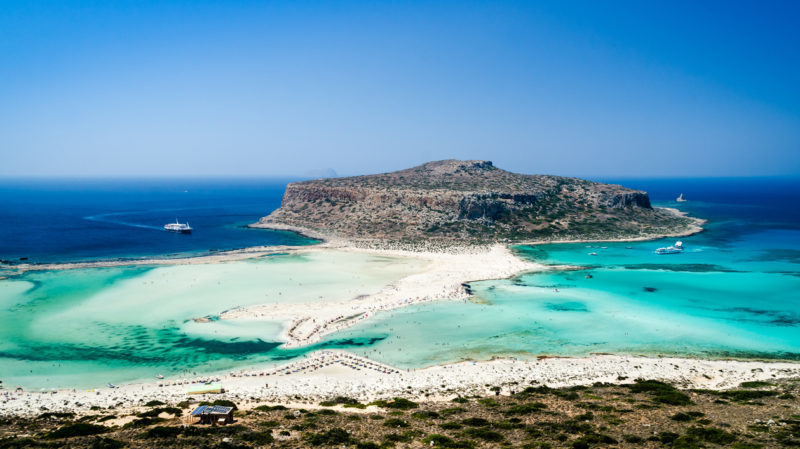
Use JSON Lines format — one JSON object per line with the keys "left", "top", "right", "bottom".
{"left": 655, "top": 241, "right": 683, "bottom": 254}
{"left": 164, "top": 220, "right": 192, "bottom": 233}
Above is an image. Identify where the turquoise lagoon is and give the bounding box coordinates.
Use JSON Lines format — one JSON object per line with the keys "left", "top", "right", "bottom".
{"left": 338, "top": 229, "right": 800, "bottom": 367}
{"left": 1, "top": 178, "right": 799, "bottom": 389}
{"left": 338, "top": 190, "right": 800, "bottom": 366}
{"left": 0, "top": 251, "right": 424, "bottom": 389}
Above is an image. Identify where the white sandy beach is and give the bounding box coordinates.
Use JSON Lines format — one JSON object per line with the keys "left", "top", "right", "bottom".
{"left": 3, "top": 350, "right": 799, "bottom": 417}
{"left": 220, "top": 244, "right": 541, "bottom": 347}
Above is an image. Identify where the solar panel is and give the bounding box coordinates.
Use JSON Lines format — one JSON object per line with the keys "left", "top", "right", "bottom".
{"left": 189, "top": 405, "right": 207, "bottom": 416}
{"left": 190, "top": 404, "right": 233, "bottom": 416}
{"left": 206, "top": 405, "right": 233, "bottom": 414}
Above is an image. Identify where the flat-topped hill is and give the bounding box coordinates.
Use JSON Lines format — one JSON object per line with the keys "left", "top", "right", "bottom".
{"left": 258, "top": 160, "right": 698, "bottom": 243}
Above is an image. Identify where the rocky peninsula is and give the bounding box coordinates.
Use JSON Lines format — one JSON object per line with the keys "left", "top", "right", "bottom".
{"left": 255, "top": 160, "right": 700, "bottom": 245}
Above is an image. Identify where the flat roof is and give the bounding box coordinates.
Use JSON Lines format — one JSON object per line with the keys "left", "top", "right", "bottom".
{"left": 190, "top": 405, "right": 233, "bottom": 415}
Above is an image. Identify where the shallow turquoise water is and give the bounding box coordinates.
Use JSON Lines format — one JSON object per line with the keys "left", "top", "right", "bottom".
{"left": 1, "top": 178, "right": 799, "bottom": 389}
{"left": 339, "top": 259, "right": 800, "bottom": 367}
{"left": 337, "top": 219, "right": 800, "bottom": 367}
{"left": 336, "top": 185, "right": 800, "bottom": 366}
{"left": 0, "top": 251, "right": 420, "bottom": 388}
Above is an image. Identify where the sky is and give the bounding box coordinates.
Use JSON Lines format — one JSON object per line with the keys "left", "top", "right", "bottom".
{"left": 0, "top": 0, "right": 798, "bottom": 178}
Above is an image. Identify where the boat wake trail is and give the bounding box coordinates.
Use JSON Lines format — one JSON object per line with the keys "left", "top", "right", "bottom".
{"left": 84, "top": 212, "right": 165, "bottom": 231}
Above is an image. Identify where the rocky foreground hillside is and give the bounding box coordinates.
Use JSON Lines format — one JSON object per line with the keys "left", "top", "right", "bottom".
{"left": 1, "top": 379, "right": 797, "bottom": 448}
{"left": 258, "top": 160, "right": 697, "bottom": 244}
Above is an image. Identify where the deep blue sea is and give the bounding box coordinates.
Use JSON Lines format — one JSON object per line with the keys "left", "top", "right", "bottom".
{"left": 0, "top": 177, "right": 798, "bottom": 388}
{"left": 0, "top": 178, "right": 315, "bottom": 263}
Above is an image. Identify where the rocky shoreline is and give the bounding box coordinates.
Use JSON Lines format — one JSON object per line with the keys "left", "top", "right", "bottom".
{"left": 258, "top": 160, "right": 701, "bottom": 244}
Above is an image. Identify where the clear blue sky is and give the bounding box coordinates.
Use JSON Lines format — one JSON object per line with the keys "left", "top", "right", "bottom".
{"left": 1, "top": 1, "right": 798, "bottom": 177}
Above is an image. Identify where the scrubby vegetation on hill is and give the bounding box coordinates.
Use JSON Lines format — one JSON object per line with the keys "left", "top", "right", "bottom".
{"left": 2, "top": 378, "right": 798, "bottom": 448}
{"left": 259, "top": 160, "right": 698, "bottom": 244}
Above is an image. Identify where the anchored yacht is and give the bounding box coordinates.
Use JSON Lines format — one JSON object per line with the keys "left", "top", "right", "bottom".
{"left": 164, "top": 220, "right": 192, "bottom": 233}
{"left": 655, "top": 241, "right": 683, "bottom": 255}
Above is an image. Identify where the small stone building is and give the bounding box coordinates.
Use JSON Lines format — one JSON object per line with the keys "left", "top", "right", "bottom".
{"left": 189, "top": 405, "right": 234, "bottom": 425}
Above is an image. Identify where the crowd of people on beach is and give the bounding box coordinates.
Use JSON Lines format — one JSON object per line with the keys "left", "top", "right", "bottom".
{"left": 156, "top": 377, "right": 221, "bottom": 388}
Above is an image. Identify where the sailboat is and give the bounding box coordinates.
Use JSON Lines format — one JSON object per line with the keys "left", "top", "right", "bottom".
{"left": 676, "top": 193, "right": 687, "bottom": 202}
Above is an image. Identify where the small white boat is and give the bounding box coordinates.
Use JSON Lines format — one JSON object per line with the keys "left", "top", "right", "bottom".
{"left": 655, "top": 241, "right": 684, "bottom": 255}
{"left": 677, "top": 193, "right": 687, "bottom": 202}
{"left": 156, "top": 374, "right": 164, "bottom": 379}
{"left": 164, "top": 220, "right": 192, "bottom": 233}
{"left": 588, "top": 252, "right": 597, "bottom": 256}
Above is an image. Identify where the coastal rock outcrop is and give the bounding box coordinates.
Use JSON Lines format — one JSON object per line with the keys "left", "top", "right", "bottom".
{"left": 258, "top": 160, "right": 695, "bottom": 243}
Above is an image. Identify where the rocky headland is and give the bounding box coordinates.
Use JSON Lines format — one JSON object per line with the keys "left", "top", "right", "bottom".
{"left": 255, "top": 159, "right": 700, "bottom": 245}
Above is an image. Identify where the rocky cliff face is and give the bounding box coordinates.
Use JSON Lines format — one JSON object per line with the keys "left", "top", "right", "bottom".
{"left": 259, "top": 160, "right": 693, "bottom": 243}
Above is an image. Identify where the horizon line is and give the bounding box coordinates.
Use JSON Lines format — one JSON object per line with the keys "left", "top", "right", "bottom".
{"left": 1, "top": 173, "right": 799, "bottom": 181}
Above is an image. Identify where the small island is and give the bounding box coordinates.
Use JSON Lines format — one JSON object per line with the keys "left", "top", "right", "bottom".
{"left": 256, "top": 160, "right": 700, "bottom": 245}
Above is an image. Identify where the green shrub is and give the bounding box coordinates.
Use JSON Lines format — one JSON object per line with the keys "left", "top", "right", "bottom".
{"left": 571, "top": 433, "right": 617, "bottom": 447}
{"left": 671, "top": 412, "right": 695, "bottom": 422}
{"left": 355, "top": 442, "right": 380, "bottom": 449}
{"left": 304, "top": 428, "right": 352, "bottom": 446}
{"left": 461, "top": 417, "right": 489, "bottom": 427}
{"left": 719, "top": 390, "right": 778, "bottom": 402}
{"left": 477, "top": 398, "right": 498, "bottom": 407}
{"left": 622, "top": 434, "right": 644, "bottom": 443}
{"left": 463, "top": 427, "right": 503, "bottom": 442}
{"left": 37, "top": 412, "right": 75, "bottom": 420}
{"left": 319, "top": 396, "right": 361, "bottom": 406}
{"left": 383, "top": 418, "right": 410, "bottom": 428}
{"left": 739, "top": 381, "right": 772, "bottom": 389}
{"left": 385, "top": 398, "right": 419, "bottom": 410}
{"left": 240, "top": 430, "right": 275, "bottom": 445}
{"left": 658, "top": 432, "right": 680, "bottom": 444}
{"left": 440, "top": 407, "right": 466, "bottom": 417}
{"left": 46, "top": 423, "right": 110, "bottom": 439}
{"left": 505, "top": 402, "right": 547, "bottom": 415}
{"left": 412, "top": 410, "right": 441, "bottom": 420}
{"left": 730, "top": 443, "right": 764, "bottom": 449}
{"left": 123, "top": 417, "right": 165, "bottom": 429}
{"left": 254, "top": 404, "right": 287, "bottom": 412}
{"left": 87, "top": 437, "right": 125, "bottom": 449}
{"left": 144, "top": 426, "right": 182, "bottom": 439}
{"left": 137, "top": 406, "right": 182, "bottom": 418}
{"left": 384, "top": 432, "right": 416, "bottom": 443}
{"left": 422, "top": 434, "right": 476, "bottom": 448}
{"left": 626, "top": 379, "right": 692, "bottom": 406}
{"left": 423, "top": 434, "right": 455, "bottom": 445}
{"left": 521, "top": 443, "right": 552, "bottom": 449}
{"left": 685, "top": 426, "right": 737, "bottom": 445}
{"left": 144, "top": 400, "right": 165, "bottom": 407}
